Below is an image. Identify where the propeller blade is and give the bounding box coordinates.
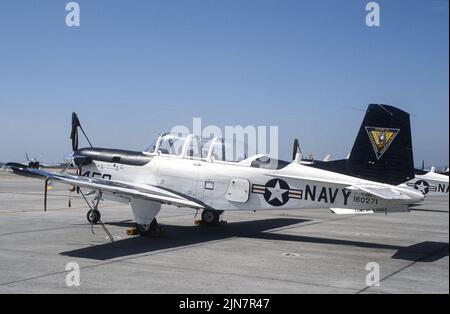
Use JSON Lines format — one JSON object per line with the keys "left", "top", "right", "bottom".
{"left": 70, "top": 113, "right": 80, "bottom": 151}
{"left": 70, "top": 112, "right": 93, "bottom": 150}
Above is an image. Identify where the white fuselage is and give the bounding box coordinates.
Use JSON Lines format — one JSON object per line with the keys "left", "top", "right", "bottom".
{"left": 81, "top": 154, "right": 423, "bottom": 213}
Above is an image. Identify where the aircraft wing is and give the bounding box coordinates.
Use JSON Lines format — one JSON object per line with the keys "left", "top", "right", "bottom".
{"left": 8, "top": 167, "right": 207, "bottom": 210}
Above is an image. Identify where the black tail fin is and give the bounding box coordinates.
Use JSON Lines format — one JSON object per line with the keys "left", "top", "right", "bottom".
{"left": 347, "top": 104, "right": 415, "bottom": 185}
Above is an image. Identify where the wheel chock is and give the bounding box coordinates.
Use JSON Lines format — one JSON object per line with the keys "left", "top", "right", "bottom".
{"left": 151, "top": 228, "right": 164, "bottom": 237}
{"left": 126, "top": 228, "right": 138, "bottom": 235}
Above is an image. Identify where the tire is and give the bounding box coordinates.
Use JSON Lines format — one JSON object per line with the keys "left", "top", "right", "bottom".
{"left": 201, "top": 210, "right": 222, "bottom": 225}
{"left": 87, "top": 209, "right": 101, "bottom": 224}
{"left": 137, "top": 218, "right": 158, "bottom": 236}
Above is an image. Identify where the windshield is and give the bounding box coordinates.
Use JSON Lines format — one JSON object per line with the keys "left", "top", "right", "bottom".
{"left": 144, "top": 139, "right": 158, "bottom": 154}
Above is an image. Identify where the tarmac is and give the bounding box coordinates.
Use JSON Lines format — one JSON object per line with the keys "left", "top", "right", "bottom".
{"left": 0, "top": 171, "right": 448, "bottom": 294}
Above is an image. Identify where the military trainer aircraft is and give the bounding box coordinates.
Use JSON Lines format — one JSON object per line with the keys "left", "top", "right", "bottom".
{"left": 7, "top": 104, "right": 424, "bottom": 236}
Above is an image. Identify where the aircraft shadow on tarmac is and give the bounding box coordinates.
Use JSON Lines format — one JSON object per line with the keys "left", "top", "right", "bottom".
{"left": 60, "top": 218, "right": 449, "bottom": 263}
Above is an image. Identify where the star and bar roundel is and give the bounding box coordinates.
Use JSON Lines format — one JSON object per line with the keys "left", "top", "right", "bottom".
{"left": 407, "top": 180, "right": 431, "bottom": 195}
{"left": 252, "top": 179, "right": 302, "bottom": 207}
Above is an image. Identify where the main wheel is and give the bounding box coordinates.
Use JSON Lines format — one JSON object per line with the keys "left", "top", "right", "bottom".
{"left": 87, "top": 209, "right": 101, "bottom": 224}
{"left": 201, "top": 210, "right": 222, "bottom": 225}
{"left": 137, "top": 218, "right": 158, "bottom": 236}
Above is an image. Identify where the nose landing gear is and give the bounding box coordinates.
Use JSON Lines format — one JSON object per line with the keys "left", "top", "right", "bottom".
{"left": 87, "top": 209, "right": 101, "bottom": 224}
{"left": 80, "top": 191, "right": 115, "bottom": 243}
{"left": 85, "top": 194, "right": 102, "bottom": 224}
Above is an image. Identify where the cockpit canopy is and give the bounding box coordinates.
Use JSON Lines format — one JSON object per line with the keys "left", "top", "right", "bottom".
{"left": 144, "top": 133, "right": 289, "bottom": 169}
{"left": 144, "top": 133, "right": 264, "bottom": 162}
{"left": 145, "top": 133, "right": 242, "bottom": 162}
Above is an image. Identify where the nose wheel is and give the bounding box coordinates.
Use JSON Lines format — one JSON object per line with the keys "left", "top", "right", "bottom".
{"left": 201, "top": 209, "right": 223, "bottom": 225}
{"left": 87, "top": 209, "right": 101, "bottom": 224}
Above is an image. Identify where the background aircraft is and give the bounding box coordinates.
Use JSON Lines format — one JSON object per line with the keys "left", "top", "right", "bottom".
{"left": 5, "top": 153, "right": 66, "bottom": 170}
{"left": 404, "top": 166, "right": 449, "bottom": 197}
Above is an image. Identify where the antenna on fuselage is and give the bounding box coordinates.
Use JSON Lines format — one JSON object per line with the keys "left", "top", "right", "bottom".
{"left": 293, "top": 138, "right": 303, "bottom": 164}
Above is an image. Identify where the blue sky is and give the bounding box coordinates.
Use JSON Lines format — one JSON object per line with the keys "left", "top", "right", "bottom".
{"left": 0, "top": 0, "right": 448, "bottom": 167}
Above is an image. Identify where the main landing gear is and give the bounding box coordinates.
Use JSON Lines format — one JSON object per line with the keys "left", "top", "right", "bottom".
{"left": 136, "top": 218, "right": 160, "bottom": 236}
{"left": 201, "top": 209, "right": 223, "bottom": 225}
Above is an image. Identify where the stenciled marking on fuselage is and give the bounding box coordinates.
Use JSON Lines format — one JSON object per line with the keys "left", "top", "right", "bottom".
{"left": 252, "top": 180, "right": 352, "bottom": 206}
{"left": 303, "top": 185, "right": 352, "bottom": 206}
{"left": 82, "top": 171, "right": 112, "bottom": 180}
{"left": 439, "top": 184, "right": 449, "bottom": 193}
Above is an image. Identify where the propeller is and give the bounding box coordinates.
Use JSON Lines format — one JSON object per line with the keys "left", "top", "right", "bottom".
{"left": 71, "top": 113, "right": 80, "bottom": 151}
{"left": 36, "top": 113, "right": 94, "bottom": 212}
{"left": 70, "top": 113, "right": 94, "bottom": 195}
{"left": 71, "top": 112, "right": 93, "bottom": 151}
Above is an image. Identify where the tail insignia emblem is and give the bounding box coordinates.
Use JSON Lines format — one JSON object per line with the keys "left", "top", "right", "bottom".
{"left": 365, "top": 127, "right": 400, "bottom": 159}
